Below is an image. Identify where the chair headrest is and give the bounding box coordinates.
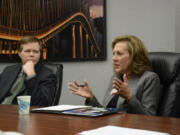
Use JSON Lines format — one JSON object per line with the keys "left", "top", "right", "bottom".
{"left": 149, "top": 52, "right": 180, "bottom": 86}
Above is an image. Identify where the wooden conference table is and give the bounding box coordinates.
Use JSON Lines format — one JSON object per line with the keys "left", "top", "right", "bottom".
{"left": 0, "top": 104, "right": 180, "bottom": 135}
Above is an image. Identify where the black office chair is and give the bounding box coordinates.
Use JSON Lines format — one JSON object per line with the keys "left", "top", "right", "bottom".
{"left": 44, "top": 63, "right": 63, "bottom": 106}
{"left": 149, "top": 52, "right": 180, "bottom": 117}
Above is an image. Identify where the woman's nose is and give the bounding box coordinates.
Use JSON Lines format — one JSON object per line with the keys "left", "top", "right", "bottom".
{"left": 113, "top": 54, "right": 117, "bottom": 61}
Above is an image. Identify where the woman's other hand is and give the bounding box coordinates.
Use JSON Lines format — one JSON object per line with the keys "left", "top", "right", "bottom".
{"left": 112, "top": 74, "right": 132, "bottom": 101}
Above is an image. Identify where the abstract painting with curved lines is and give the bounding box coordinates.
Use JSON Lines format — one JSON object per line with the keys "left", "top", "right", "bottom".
{"left": 0, "top": 0, "right": 106, "bottom": 62}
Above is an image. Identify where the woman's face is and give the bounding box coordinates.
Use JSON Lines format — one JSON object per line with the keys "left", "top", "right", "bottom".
{"left": 113, "top": 41, "right": 131, "bottom": 74}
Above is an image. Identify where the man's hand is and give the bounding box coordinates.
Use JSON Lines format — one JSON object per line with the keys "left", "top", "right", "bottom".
{"left": 23, "top": 61, "right": 36, "bottom": 77}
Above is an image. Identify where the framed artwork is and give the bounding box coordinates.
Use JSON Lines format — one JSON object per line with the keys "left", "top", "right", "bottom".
{"left": 0, "top": 0, "right": 106, "bottom": 62}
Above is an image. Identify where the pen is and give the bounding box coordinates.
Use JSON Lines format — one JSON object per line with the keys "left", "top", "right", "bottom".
{"left": 77, "top": 84, "right": 85, "bottom": 87}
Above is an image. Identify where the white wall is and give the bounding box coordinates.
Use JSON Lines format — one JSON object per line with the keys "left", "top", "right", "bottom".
{"left": 59, "top": 0, "right": 180, "bottom": 105}
{"left": 175, "top": 0, "right": 180, "bottom": 51}
{"left": 0, "top": 0, "right": 179, "bottom": 105}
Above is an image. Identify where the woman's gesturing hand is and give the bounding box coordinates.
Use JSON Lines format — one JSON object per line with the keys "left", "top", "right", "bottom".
{"left": 112, "top": 74, "right": 132, "bottom": 101}
{"left": 68, "top": 80, "right": 94, "bottom": 101}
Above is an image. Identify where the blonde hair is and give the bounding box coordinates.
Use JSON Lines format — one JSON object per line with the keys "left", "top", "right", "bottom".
{"left": 112, "top": 35, "right": 152, "bottom": 76}
{"left": 18, "top": 36, "right": 42, "bottom": 53}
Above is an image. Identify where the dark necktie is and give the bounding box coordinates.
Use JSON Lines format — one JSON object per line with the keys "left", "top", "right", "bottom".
{"left": 6, "top": 73, "right": 26, "bottom": 104}
{"left": 107, "top": 95, "right": 119, "bottom": 108}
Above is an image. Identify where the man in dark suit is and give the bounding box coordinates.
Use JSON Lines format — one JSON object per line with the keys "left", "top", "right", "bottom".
{"left": 0, "top": 36, "right": 57, "bottom": 107}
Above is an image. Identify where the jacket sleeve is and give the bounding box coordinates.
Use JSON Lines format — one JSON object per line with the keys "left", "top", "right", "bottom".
{"left": 85, "top": 96, "right": 103, "bottom": 107}
{"left": 85, "top": 76, "right": 115, "bottom": 108}
{"left": 24, "top": 71, "right": 56, "bottom": 107}
{"left": 126, "top": 73, "right": 161, "bottom": 115}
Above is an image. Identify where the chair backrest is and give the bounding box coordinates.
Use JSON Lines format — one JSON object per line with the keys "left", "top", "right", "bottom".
{"left": 44, "top": 63, "right": 63, "bottom": 106}
{"left": 149, "top": 52, "right": 180, "bottom": 117}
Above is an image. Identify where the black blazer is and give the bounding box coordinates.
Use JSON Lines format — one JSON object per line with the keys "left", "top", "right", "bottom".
{"left": 0, "top": 62, "right": 57, "bottom": 107}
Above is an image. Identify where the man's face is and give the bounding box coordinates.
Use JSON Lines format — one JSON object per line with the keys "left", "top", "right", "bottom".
{"left": 18, "top": 42, "right": 41, "bottom": 65}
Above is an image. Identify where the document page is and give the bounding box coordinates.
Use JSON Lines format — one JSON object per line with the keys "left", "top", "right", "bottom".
{"left": 31, "top": 105, "right": 117, "bottom": 117}
{"left": 79, "top": 125, "right": 170, "bottom": 135}
{"left": 32, "top": 104, "right": 91, "bottom": 111}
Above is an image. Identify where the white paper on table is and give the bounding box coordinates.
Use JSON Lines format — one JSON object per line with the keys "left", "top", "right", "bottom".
{"left": 32, "top": 104, "right": 91, "bottom": 111}
{"left": 79, "top": 125, "right": 170, "bottom": 135}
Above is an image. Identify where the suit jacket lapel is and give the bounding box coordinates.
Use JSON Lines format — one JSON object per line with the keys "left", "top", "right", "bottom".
{"left": 116, "top": 97, "right": 125, "bottom": 108}
{"left": 103, "top": 94, "right": 114, "bottom": 107}
{"left": 20, "top": 82, "right": 26, "bottom": 93}
{"left": 8, "top": 64, "right": 22, "bottom": 89}
{"left": 10, "top": 64, "right": 21, "bottom": 84}
{"left": 104, "top": 92, "right": 125, "bottom": 108}
{"left": 0, "top": 64, "right": 21, "bottom": 102}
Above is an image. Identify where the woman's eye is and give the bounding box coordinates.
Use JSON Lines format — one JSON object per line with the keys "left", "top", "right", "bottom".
{"left": 117, "top": 52, "right": 123, "bottom": 55}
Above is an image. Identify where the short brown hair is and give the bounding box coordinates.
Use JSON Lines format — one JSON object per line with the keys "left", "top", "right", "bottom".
{"left": 18, "top": 36, "right": 43, "bottom": 53}
{"left": 112, "top": 35, "right": 152, "bottom": 76}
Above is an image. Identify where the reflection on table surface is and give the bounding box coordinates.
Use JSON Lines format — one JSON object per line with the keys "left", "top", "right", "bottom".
{"left": 0, "top": 104, "right": 180, "bottom": 135}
